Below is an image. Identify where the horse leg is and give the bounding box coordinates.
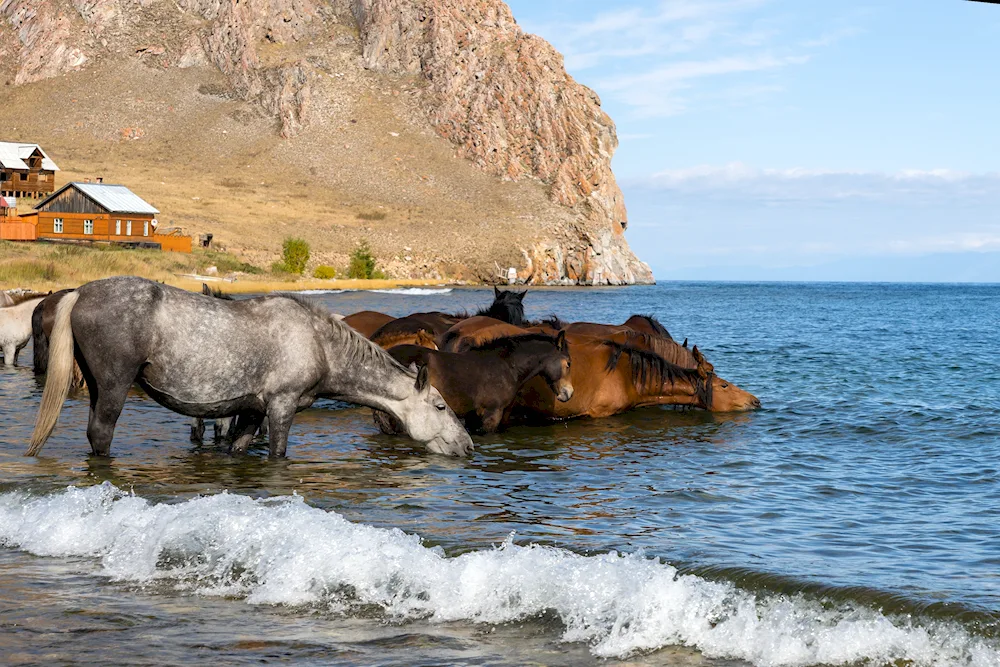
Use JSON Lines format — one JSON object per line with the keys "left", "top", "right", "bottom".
{"left": 229, "top": 412, "right": 265, "bottom": 455}
{"left": 214, "top": 417, "right": 233, "bottom": 441}
{"left": 1, "top": 344, "right": 14, "bottom": 366}
{"left": 265, "top": 395, "right": 298, "bottom": 457}
{"left": 190, "top": 417, "right": 205, "bottom": 444}
{"left": 373, "top": 409, "right": 404, "bottom": 434}
{"left": 86, "top": 380, "right": 131, "bottom": 456}
{"left": 479, "top": 408, "right": 504, "bottom": 434}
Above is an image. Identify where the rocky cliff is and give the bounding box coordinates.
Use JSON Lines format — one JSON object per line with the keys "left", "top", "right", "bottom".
{"left": 0, "top": 0, "right": 653, "bottom": 284}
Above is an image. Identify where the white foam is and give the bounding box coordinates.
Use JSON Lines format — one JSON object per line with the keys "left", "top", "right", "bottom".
{"left": 370, "top": 288, "right": 453, "bottom": 295}
{"left": 0, "top": 484, "right": 995, "bottom": 666}
{"left": 293, "top": 288, "right": 451, "bottom": 296}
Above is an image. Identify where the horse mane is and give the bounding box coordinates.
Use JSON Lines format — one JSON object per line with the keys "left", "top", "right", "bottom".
{"left": 283, "top": 295, "right": 415, "bottom": 377}
{"left": 3, "top": 291, "right": 47, "bottom": 307}
{"left": 629, "top": 314, "right": 672, "bottom": 339}
{"left": 465, "top": 332, "right": 561, "bottom": 357}
{"left": 373, "top": 329, "right": 438, "bottom": 350}
{"left": 619, "top": 330, "right": 695, "bottom": 368}
{"left": 531, "top": 314, "right": 565, "bottom": 329}
{"left": 603, "top": 341, "right": 712, "bottom": 407}
{"left": 202, "top": 284, "right": 234, "bottom": 300}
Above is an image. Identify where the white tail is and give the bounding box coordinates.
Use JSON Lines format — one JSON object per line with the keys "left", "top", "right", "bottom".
{"left": 27, "top": 291, "right": 81, "bottom": 456}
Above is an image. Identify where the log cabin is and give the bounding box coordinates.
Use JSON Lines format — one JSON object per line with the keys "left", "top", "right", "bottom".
{"left": 16, "top": 181, "right": 192, "bottom": 252}
{"left": 0, "top": 142, "right": 59, "bottom": 198}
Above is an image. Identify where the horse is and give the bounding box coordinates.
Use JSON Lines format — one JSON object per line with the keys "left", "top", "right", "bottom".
{"left": 27, "top": 276, "right": 474, "bottom": 458}
{"left": 371, "top": 329, "right": 439, "bottom": 350}
{"left": 513, "top": 334, "right": 760, "bottom": 421}
{"left": 440, "top": 315, "right": 699, "bottom": 370}
{"left": 477, "top": 286, "right": 527, "bottom": 325}
{"left": 375, "top": 331, "right": 573, "bottom": 434}
{"left": 190, "top": 284, "right": 240, "bottom": 445}
{"left": 343, "top": 311, "right": 396, "bottom": 337}
{"left": 368, "top": 311, "right": 464, "bottom": 342}
{"left": 1, "top": 293, "right": 48, "bottom": 366}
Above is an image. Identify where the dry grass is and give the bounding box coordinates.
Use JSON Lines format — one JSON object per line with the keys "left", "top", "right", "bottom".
{"left": 0, "top": 51, "right": 571, "bottom": 282}
{"left": 0, "top": 241, "right": 443, "bottom": 293}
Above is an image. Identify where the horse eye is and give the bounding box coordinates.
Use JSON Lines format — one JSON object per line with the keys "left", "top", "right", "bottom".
{"left": 722, "top": 383, "right": 729, "bottom": 388}
{"left": 436, "top": 403, "right": 447, "bottom": 411}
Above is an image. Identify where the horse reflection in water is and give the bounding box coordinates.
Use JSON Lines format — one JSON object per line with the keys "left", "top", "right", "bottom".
{"left": 27, "top": 276, "right": 474, "bottom": 458}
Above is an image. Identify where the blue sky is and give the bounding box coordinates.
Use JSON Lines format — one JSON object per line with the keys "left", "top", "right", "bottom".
{"left": 505, "top": 0, "right": 1000, "bottom": 281}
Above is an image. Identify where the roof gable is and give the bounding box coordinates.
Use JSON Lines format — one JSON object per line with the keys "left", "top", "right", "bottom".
{"left": 0, "top": 142, "right": 59, "bottom": 171}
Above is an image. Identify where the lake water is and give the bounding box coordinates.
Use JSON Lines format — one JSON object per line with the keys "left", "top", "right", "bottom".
{"left": 1, "top": 282, "right": 999, "bottom": 666}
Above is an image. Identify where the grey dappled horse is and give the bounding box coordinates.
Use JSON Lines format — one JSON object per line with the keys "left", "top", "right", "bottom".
{"left": 28, "top": 276, "right": 474, "bottom": 457}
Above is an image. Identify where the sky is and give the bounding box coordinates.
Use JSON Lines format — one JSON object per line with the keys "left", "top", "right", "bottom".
{"left": 504, "top": 0, "right": 1000, "bottom": 281}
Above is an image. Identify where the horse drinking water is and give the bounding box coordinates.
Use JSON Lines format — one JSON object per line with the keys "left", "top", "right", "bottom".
{"left": 27, "top": 276, "right": 474, "bottom": 457}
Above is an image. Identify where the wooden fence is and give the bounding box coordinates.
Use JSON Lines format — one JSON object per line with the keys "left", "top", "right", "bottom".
{"left": 0, "top": 219, "right": 37, "bottom": 241}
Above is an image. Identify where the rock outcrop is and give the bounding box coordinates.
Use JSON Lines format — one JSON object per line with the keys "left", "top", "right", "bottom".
{"left": 0, "top": 0, "right": 653, "bottom": 284}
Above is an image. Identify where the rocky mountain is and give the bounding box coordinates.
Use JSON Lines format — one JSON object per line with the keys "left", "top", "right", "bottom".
{"left": 0, "top": 0, "right": 653, "bottom": 284}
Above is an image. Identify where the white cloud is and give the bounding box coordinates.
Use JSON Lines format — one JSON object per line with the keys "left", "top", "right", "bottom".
{"left": 525, "top": 0, "right": 864, "bottom": 119}
{"left": 632, "top": 163, "right": 1000, "bottom": 203}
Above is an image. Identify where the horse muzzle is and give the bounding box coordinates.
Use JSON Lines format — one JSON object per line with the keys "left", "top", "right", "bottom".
{"left": 556, "top": 386, "right": 574, "bottom": 402}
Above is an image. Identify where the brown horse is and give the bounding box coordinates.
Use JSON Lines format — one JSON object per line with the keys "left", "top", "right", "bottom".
{"left": 442, "top": 315, "right": 700, "bottom": 370}
{"left": 343, "top": 311, "right": 396, "bottom": 338}
{"left": 369, "top": 312, "right": 464, "bottom": 342}
{"left": 371, "top": 329, "right": 439, "bottom": 350}
{"left": 513, "top": 334, "right": 759, "bottom": 421}
{"left": 376, "top": 332, "right": 573, "bottom": 433}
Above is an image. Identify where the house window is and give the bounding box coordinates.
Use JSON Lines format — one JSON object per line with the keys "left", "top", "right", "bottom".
{"left": 126, "top": 220, "right": 132, "bottom": 236}
{"left": 115, "top": 219, "right": 121, "bottom": 235}
{"left": 143, "top": 221, "right": 149, "bottom": 237}
{"left": 84, "top": 220, "right": 94, "bottom": 235}
{"left": 53, "top": 218, "right": 63, "bottom": 233}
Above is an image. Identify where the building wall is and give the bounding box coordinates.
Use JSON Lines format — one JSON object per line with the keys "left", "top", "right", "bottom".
{"left": 36, "top": 212, "right": 156, "bottom": 241}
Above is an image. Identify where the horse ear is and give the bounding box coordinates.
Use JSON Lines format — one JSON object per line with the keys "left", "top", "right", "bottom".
{"left": 516, "top": 290, "right": 527, "bottom": 301}
{"left": 415, "top": 364, "right": 430, "bottom": 393}
{"left": 692, "top": 346, "right": 713, "bottom": 379}
{"left": 202, "top": 283, "right": 211, "bottom": 296}
{"left": 494, "top": 286, "right": 502, "bottom": 298}
{"left": 556, "top": 330, "right": 567, "bottom": 352}
{"left": 682, "top": 338, "right": 688, "bottom": 348}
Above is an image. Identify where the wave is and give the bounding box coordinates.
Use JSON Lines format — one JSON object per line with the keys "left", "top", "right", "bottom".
{"left": 295, "top": 288, "right": 452, "bottom": 296}
{"left": 0, "top": 484, "right": 996, "bottom": 666}
{"left": 370, "top": 288, "right": 453, "bottom": 295}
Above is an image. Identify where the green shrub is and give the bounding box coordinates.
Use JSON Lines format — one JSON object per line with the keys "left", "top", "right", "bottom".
{"left": 347, "top": 240, "right": 385, "bottom": 279}
{"left": 281, "top": 237, "right": 310, "bottom": 275}
{"left": 271, "top": 260, "right": 291, "bottom": 275}
{"left": 313, "top": 265, "right": 337, "bottom": 280}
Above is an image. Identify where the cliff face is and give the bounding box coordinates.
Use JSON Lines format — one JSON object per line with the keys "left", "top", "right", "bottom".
{"left": 0, "top": 0, "right": 653, "bottom": 285}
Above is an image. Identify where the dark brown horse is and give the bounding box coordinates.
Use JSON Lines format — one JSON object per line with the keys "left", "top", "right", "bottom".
{"left": 343, "top": 311, "right": 396, "bottom": 338}
{"left": 376, "top": 332, "right": 573, "bottom": 433}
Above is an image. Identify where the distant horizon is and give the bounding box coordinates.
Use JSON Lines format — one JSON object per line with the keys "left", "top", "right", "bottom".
{"left": 507, "top": 0, "right": 1000, "bottom": 283}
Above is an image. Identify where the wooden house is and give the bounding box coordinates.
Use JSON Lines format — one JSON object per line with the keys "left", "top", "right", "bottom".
{"left": 0, "top": 142, "right": 59, "bottom": 198}
{"left": 19, "top": 181, "right": 192, "bottom": 252}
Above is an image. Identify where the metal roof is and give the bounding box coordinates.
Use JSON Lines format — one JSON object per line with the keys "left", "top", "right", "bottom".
{"left": 72, "top": 182, "right": 159, "bottom": 214}
{"left": 36, "top": 182, "right": 159, "bottom": 215}
{"left": 0, "top": 142, "right": 60, "bottom": 171}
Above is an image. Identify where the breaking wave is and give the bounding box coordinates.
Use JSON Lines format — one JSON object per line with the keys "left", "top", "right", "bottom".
{"left": 1, "top": 484, "right": 997, "bottom": 666}
{"left": 370, "top": 288, "right": 453, "bottom": 295}
{"left": 295, "top": 288, "right": 451, "bottom": 296}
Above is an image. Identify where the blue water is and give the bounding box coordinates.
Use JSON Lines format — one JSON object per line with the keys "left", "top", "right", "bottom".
{"left": 1, "top": 282, "right": 999, "bottom": 665}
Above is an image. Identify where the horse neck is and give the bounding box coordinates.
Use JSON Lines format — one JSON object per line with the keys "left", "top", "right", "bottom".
{"left": 319, "top": 328, "right": 417, "bottom": 411}
{"left": 635, "top": 372, "right": 706, "bottom": 408}
{"left": 498, "top": 341, "right": 558, "bottom": 384}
